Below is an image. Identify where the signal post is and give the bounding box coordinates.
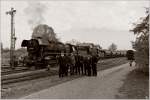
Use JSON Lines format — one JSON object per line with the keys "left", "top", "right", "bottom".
{"left": 6, "top": 7, "right": 17, "bottom": 69}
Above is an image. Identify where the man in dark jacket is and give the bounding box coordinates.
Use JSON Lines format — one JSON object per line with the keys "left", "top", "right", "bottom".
{"left": 83, "top": 56, "right": 91, "bottom": 76}
{"left": 70, "top": 53, "right": 76, "bottom": 75}
{"left": 83, "top": 56, "right": 87, "bottom": 75}
{"left": 75, "top": 54, "right": 80, "bottom": 75}
{"left": 63, "top": 54, "right": 69, "bottom": 76}
{"left": 57, "top": 54, "right": 65, "bottom": 77}
{"left": 79, "top": 55, "right": 84, "bottom": 75}
{"left": 87, "top": 56, "right": 92, "bottom": 76}
{"left": 91, "top": 55, "right": 98, "bottom": 76}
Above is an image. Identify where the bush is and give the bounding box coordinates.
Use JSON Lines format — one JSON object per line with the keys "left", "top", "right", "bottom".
{"left": 131, "top": 9, "right": 149, "bottom": 73}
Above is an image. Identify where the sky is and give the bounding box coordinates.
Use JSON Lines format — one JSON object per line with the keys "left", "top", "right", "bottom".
{"left": 0, "top": 0, "right": 149, "bottom": 50}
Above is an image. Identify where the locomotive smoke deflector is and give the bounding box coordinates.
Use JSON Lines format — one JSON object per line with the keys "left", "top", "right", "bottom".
{"left": 21, "top": 40, "right": 29, "bottom": 47}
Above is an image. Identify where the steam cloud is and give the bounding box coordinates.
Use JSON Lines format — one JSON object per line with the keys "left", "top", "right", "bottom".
{"left": 24, "top": 2, "right": 47, "bottom": 29}
{"left": 24, "top": 2, "right": 59, "bottom": 43}
{"left": 32, "top": 24, "right": 58, "bottom": 43}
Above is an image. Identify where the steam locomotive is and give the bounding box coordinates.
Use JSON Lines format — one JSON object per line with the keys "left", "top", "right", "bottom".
{"left": 21, "top": 38, "right": 77, "bottom": 68}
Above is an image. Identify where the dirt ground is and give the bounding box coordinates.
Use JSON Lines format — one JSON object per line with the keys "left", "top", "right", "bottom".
{"left": 116, "top": 68, "right": 149, "bottom": 99}
{"left": 22, "top": 63, "right": 132, "bottom": 99}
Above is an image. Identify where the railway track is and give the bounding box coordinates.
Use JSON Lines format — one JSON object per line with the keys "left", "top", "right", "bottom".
{"left": 2, "top": 57, "right": 127, "bottom": 85}
{"left": 1, "top": 67, "right": 30, "bottom": 76}
{"left": 2, "top": 68, "right": 58, "bottom": 84}
{"left": 1, "top": 63, "right": 57, "bottom": 75}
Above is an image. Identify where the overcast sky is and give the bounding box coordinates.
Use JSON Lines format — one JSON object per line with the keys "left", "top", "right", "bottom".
{"left": 0, "top": 0, "right": 149, "bottom": 50}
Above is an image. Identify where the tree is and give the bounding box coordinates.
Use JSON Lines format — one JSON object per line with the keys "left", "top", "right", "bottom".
{"left": 108, "top": 43, "right": 117, "bottom": 51}
{"left": 130, "top": 8, "right": 149, "bottom": 73}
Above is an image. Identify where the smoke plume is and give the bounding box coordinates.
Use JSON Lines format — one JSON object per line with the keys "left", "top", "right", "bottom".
{"left": 32, "top": 24, "right": 58, "bottom": 43}
{"left": 24, "top": 2, "right": 47, "bottom": 29}
{"left": 24, "top": 2, "right": 59, "bottom": 43}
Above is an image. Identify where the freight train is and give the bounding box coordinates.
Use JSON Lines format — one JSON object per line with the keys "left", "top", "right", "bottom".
{"left": 21, "top": 38, "right": 126, "bottom": 69}
{"left": 20, "top": 24, "right": 126, "bottom": 69}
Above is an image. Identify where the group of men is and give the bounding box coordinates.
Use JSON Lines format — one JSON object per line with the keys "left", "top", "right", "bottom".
{"left": 57, "top": 53, "right": 99, "bottom": 78}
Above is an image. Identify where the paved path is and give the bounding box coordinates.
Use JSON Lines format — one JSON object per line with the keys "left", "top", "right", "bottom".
{"left": 22, "top": 63, "right": 135, "bottom": 99}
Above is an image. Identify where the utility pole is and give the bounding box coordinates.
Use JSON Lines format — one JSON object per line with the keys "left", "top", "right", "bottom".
{"left": 6, "top": 7, "right": 16, "bottom": 69}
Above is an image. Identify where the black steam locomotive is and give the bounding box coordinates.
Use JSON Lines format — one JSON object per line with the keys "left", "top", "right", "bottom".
{"left": 21, "top": 38, "right": 77, "bottom": 69}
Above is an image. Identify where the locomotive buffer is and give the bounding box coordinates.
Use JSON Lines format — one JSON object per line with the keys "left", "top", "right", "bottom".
{"left": 6, "top": 7, "right": 17, "bottom": 69}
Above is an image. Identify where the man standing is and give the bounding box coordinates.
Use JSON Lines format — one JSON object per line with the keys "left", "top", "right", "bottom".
{"left": 83, "top": 56, "right": 87, "bottom": 75}
{"left": 57, "top": 54, "right": 65, "bottom": 78}
{"left": 79, "top": 55, "right": 84, "bottom": 75}
{"left": 75, "top": 54, "right": 80, "bottom": 75}
{"left": 70, "top": 53, "right": 76, "bottom": 75}
{"left": 63, "top": 54, "right": 69, "bottom": 76}
{"left": 87, "top": 56, "right": 92, "bottom": 76}
{"left": 84, "top": 55, "right": 92, "bottom": 76}
{"left": 91, "top": 55, "right": 98, "bottom": 76}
